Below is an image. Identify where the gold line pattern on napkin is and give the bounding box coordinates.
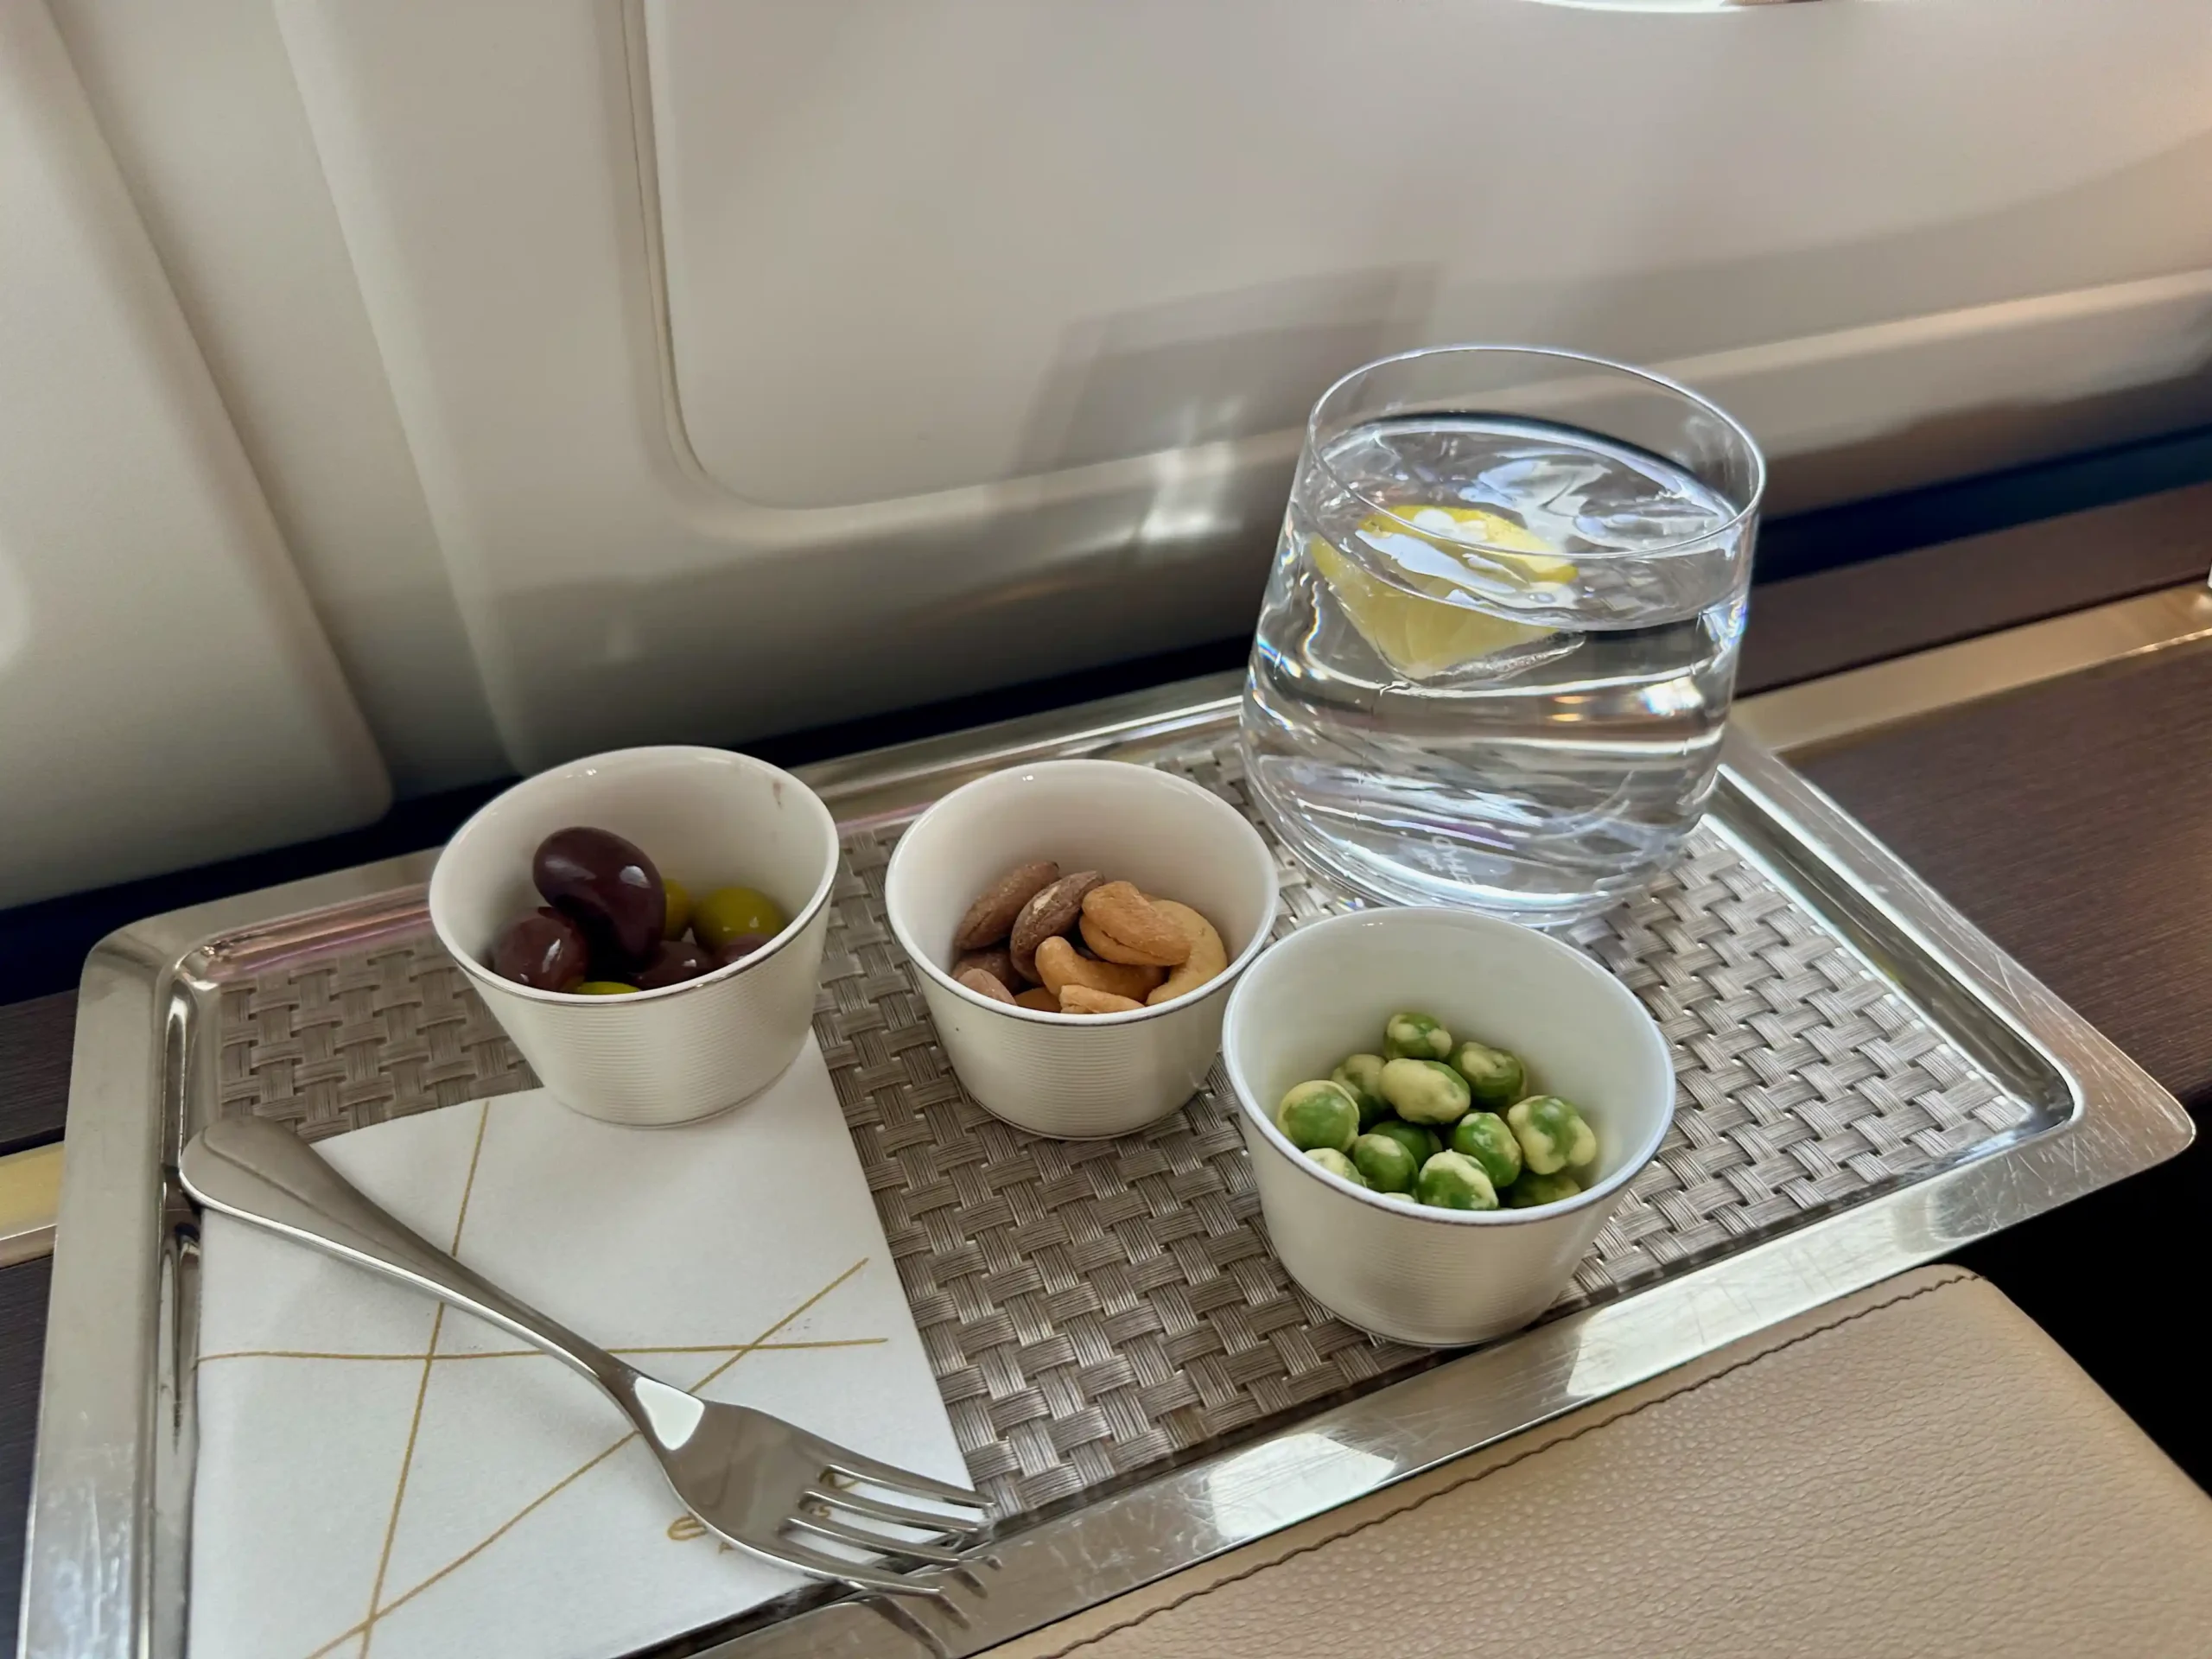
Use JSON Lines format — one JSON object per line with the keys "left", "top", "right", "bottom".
{"left": 299, "top": 1256, "right": 875, "bottom": 1659}
{"left": 359, "top": 1097, "right": 494, "bottom": 1659}
{"left": 199, "top": 1338, "right": 887, "bottom": 1365}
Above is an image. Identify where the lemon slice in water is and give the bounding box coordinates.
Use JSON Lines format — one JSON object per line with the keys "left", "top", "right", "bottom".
{"left": 1315, "top": 505, "right": 1577, "bottom": 679}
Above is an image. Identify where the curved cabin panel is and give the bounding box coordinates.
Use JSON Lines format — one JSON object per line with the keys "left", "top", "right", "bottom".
{"left": 645, "top": 0, "right": 2212, "bottom": 509}
{"left": 265, "top": 0, "right": 2212, "bottom": 771}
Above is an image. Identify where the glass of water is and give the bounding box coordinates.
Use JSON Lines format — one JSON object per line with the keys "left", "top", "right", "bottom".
{"left": 1242, "top": 345, "right": 1764, "bottom": 925}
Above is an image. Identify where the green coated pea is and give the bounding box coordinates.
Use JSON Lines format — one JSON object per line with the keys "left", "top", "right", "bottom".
{"left": 1368, "top": 1118, "right": 1441, "bottom": 1167}
{"left": 1447, "top": 1110, "right": 1523, "bottom": 1190}
{"left": 1414, "top": 1150, "right": 1499, "bottom": 1211}
{"left": 1350, "top": 1131, "right": 1420, "bottom": 1194}
{"left": 1379, "top": 1058, "right": 1472, "bottom": 1125}
{"left": 1507, "top": 1095, "right": 1599, "bottom": 1175}
{"left": 1276, "top": 1079, "right": 1361, "bottom": 1153}
{"left": 1504, "top": 1170, "right": 1584, "bottom": 1209}
{"left": 1448, "top": 1040, "right": 1525, "bottom": 1111}
{"left": 1382, "top": 1011, "right": 1453, "bottom": 1062}
{"left": 1331, "top": 1053, "right": 1391, "bottom": 1128}
{"left": 1305, "top": 1147, "right": 1369, "bottom": 1186}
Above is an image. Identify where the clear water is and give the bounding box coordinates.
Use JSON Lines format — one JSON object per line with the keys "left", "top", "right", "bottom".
{"left": 1243, "top": 414, "right": 1752, "bottom": 923}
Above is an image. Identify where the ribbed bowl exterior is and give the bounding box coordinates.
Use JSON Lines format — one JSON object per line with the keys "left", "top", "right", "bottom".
{"left": 913, "top": 964, "right": 1235, "bottom": 1138}
{"left": 1239, "top": 1110, "right": 1624, "bottom": 1344}
{"left": 458, "top": 904, "right": 830, "bottom": 1125}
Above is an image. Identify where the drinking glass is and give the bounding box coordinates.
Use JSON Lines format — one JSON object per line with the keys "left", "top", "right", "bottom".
{"left": 1241, "top": 345, "right": 1765, "bottom": 925}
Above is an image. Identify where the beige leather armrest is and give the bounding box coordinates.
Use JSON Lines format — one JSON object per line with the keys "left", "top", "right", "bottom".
{"left": 982, "top": 1267, "right": 2212, "bottom": 1658}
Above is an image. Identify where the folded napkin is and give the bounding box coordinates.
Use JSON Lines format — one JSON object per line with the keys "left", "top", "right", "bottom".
{"left": 189, "top": 1035, "right": 967, "bottom": 1659}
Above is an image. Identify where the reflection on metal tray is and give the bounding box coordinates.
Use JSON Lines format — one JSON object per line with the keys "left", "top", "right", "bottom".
{"left": 21, "top": 678, "right": 2193, "bottom": 1659}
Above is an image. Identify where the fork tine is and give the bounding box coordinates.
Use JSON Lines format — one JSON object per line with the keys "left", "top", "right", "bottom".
{"left": 788, "top": 1510, "right": 968, "bottom": 1566}
{"left": 760, "top": 1535, "right": 953, "bottom": 1599}
{"left": 806, "top": 1483, "right": 990, "bottom": 1535}
{"left": 804, "top": 1436, "right": 988, "bottom": 1509}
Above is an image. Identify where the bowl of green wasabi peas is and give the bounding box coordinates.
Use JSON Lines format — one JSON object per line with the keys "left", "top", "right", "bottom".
{"left": 1221, "top": 906, "right": 1675, "bottom": 1346}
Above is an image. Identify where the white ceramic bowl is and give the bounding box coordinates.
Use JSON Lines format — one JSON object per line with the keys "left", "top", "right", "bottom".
{"left": 883, "top": 760, "right": 1280, "bottom": 1138}
{"left": 1223, "top": 907, "right": 1675, "bottom": 1346}
{"left": 429, "top": 746, "right": 838, "bottom": 1126}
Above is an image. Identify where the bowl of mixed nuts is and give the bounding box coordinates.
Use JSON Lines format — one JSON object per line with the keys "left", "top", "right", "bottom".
{"left": 883, "top": 760, "right": 1280, "bottom": 1137}
{"left": 1221, "top": 906, "right": 1675, "bottom": 1346}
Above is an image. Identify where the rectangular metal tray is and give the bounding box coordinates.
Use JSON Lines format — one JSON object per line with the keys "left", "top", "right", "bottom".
{"left": 22, "top": 675, "right": 2193, "bottom": 1659}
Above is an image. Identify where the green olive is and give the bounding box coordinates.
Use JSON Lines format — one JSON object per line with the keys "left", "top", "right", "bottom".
{"left": 573, "top": 980, "right": 639, "bottom": 995}
{"left": 662, "top": 878, "right": 693, "bottom": 940}
{"left": 1507, "top": 1095, "right": 1599, "bottom": 1176}
{"left": 1276, "top": 1079, "right": 1361, "bottom": 1153}
{"left": 1447, "top": 1110, "right": 1523, "bottom": 1190}
{"left": 1382, "top": 1011, "right": 1453, "bottom": 1062}
{"left": 1350, "top": 1131, "right": 1421, "bottom": 1194}
{"left": 1379, "top": 1057, "right": 1472, "bottom": 1125}
{"left": 1305, "top": 1147, "right": 1369, "bottom": 1186}
{"left": 1367, "top": 1118, "right": 1441, "bottom": 1167}
{"left": 1504, "top": 1170, "right": 1584, "bottom": 1209}
{"left": 1414, "top": 1150, "right": 1499, "bottom": 1211}
{"left": 1331, "top": 1053, "right": 1391, "bottom": 1129}
{"left": 1448, "top": 1040, "right": 1525, "bottom": 1111}
{"left": 692, "top": 886, "right": 787, "bottom": 952}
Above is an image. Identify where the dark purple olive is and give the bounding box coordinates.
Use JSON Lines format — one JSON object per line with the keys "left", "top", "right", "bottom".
{"left": 490, "top": 907, "right": 590, "bottom": 992}
{"left": 533, "top": 826, "right": 665, "bottom": 967}
{"left": 713, "top": 931, "right": 772, "bottom": 969}
{"left": 632, "top": 938, "right": 715, "bottom": 990}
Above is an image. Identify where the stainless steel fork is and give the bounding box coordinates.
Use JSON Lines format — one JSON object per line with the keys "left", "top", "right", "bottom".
{"left": 179, "top": 1116, "right": 991, "bottom": 1601}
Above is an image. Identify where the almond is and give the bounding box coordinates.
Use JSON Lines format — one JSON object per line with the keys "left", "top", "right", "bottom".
{"left": 953, "top": 860, "right": 1059, "bottom": 952}
{"left": 1009, "top": 870, "right": 1103, "bottom": 981}
{"left": 955, "top": 966, "right": 1016, "bottom": 1004}
{"left": 952, "top": 944, "right": 1019, "bottom": 988}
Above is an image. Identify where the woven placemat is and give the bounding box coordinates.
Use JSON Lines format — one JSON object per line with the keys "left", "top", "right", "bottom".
{"left": 214, "top": 740, "right": 2031, "bottom": 1515}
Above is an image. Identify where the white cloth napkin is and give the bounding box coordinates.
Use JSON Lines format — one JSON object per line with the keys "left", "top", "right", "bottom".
{"left": 188, "top": 1035, "right": 966, "bottom": 1659}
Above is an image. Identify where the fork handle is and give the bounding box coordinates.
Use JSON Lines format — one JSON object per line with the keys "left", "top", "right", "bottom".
{"left": 180, "top": 1116, "right": 638, "bottom": 1402}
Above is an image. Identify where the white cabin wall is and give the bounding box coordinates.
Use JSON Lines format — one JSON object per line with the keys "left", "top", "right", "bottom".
{"left": 47, "top": 0, "right": 506, "bottom": 793}
{"left": 0, "top": 0, "right": 390, "bottom": 907}
{"left": 271, "top": 0, "right": 2212, "bottom": 775}
{"left": 4, "top": 0, "right": 2212, "bottom": 900}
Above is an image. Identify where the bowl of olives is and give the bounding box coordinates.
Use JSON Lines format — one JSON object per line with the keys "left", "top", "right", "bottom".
{"left": 1221, "top": 907, "right": 1675, "bottom": 1347}
{"left": 429, "top": 747, "right": 839, "bottom": 1125}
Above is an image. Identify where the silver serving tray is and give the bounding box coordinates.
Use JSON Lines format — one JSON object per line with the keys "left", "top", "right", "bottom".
{"left": 20, "top": 673, "right": 2193, "bottom": 1659}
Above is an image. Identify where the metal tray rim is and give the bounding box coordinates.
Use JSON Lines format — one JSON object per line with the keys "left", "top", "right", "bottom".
{"left": 20, "top": 680, "right": 2193, "bottom": 1659}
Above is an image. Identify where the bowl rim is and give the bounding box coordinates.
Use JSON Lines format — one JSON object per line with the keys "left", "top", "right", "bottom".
{"left": 428, "top": 745, "right": 841, "bottom": 1007}
{"left": 883, "top": 758, "right": 1282, "bottom": 1027}
{"left": 1223, "top": 906, "right": 1677, "bottom": 1227}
